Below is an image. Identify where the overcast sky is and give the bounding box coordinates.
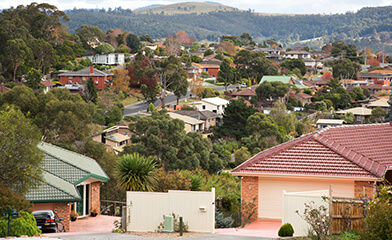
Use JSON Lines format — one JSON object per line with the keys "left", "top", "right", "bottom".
{"left": 2, "top": 0, "right": 392, "bottom": 14}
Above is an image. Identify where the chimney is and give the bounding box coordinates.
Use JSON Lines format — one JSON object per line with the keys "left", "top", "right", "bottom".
{"left": 90, "top": 66, "right": 94, "bottom": 74}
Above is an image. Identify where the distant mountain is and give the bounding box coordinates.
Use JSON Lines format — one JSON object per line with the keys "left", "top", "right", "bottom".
{"left": 133, "top": 2, "right": 238, "bottom": 15}
{"left": 204, "top": 1, "right": 222, "bottom": 5}
{"left": 134, "top": 4, "right": 164, "bottom": 11}
{"left": 64, "top": 3, "right": 392, "bottom": 53}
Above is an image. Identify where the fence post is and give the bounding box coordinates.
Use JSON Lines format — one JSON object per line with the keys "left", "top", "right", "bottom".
{"left": 122, "top": 206, "right": 126, "bottom": 232}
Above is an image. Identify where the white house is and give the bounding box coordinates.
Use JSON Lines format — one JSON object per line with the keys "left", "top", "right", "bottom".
{"left": 194, "top": 97, "right": 229, "bottom": 115}
{"left": 283, "top": 51, "right": 311, "bottom": 59}
{"left": 83, "top": 53, "right": 125, "bottom": 65}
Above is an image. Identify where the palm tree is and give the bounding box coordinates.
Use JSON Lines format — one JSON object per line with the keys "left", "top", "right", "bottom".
{"left": 115, "top": 153, "right": 157, "bottom": 191}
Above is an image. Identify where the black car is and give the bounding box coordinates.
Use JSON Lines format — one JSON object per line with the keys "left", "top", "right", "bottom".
{"left": 32, "top": 210, "right": 65, "bottom": 233}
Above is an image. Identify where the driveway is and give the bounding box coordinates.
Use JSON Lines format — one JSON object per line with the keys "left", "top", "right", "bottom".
{"left": 37, "top": 215, "right": 280, "bottom": 240}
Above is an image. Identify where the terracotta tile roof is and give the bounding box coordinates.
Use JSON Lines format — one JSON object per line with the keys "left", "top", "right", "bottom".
{"left": 295, "top": 92, "right": 312, "bottom": 99}
{"left": 41, "top": 81, "right": 56, "bottom": 87}
{"left": 232, "top": 123, "right": 392, "bottom": 179}
{"left": 362, "top": 84, "right": 392, "bottom": 90}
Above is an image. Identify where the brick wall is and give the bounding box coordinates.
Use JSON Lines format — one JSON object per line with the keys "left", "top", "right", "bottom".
{"left": 90, "top": 182, "right": 101, "bottom": 215}
{"left": 53, "top": 202, "right": 71, "bottom": 232}
{"left": 354, "top": 181, "right": 375, "bottom": 198}
{"left": 241, "top": 176, "right": 258, "bottom": 224}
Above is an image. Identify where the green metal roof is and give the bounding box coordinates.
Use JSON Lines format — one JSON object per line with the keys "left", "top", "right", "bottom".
{"left": 38, "top": 142, "right": 110, "bottom": 184}
{"left": 260, "top": 76, "right": 294, "bottom": 84}
{"left": 294, "top": 84, "right": 308, "bottom": 89}
{"left": 26, "top": 172, "right": 81, "bottom": 203}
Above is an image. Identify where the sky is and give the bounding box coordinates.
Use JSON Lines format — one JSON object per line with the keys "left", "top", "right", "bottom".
{"left": 2, "top": 0, "right": 392, "bottom": 14}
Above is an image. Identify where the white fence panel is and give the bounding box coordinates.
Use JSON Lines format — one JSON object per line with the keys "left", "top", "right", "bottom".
{"left": 282, "top": 190, "right": 329, "bottom": 237}
{"left": 127, "top": 188, "right": 215, "bottom": 233}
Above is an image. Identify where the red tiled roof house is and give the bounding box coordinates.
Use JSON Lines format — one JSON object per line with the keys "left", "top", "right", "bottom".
{"left": 58, "top": 66, "right": 113, "bottom": 90}
{"left": 231, "top": 123, "right": 392, "bottom": 224}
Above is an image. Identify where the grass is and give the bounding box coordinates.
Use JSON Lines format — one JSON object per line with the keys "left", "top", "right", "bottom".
{"left": 122, "top": 96, "right": 140, "bottom": 106}
{"left": 122, "top": 89, "right": 144, "bottom": 106}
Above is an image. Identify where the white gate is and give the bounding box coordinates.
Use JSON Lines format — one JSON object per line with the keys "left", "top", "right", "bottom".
{"left": 282, "top": 190, "right": 330, "bottom": 237}
{"left": 126, "top": 188, "right": 215, "bottom": 233}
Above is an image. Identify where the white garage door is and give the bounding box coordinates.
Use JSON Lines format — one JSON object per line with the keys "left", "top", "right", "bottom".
{"left": 258, "top": 177, "right": 354, "bottom": 219}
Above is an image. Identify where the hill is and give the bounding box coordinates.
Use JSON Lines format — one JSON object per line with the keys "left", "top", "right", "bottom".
{"left": 133, "top": 2, "right": 239, "bottom": 15}
{"left": 64, "top": 4, "right": 392, "bottom": 53}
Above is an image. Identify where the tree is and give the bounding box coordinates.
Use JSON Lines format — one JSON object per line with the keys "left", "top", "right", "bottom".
{"left": 189, "top": 76, "right": 204, "bottom": 98}
{"left": 164, "top": 35, "right": 181, "bottom": 56}
{"left": 204, "top": 49, "right": 214, "bottom": 56}
{"left": 0, "top": 106, "right": 43, "bottom": 194}
{"left": 126, "top": 33, "right": 140, "bottom": 53}
{"left": 340, "top": 112, "right": 354, "bottom": 124}
{"left": 175, "top": 31, "right": 192, "bottom": 44}
{"left": 216, "top": 41, "right": 236, "bottom": 55}
{"left": 95, "top": 43, "right": 114, "bottom": 54}
{"left": 25, "top": 68, "right": 42, "bottom": 90}
{"left": 113, "top": 68, "right": 130, "bottom": 92}
{"left": 115, "top": 153, "right": 157, "bottom": 191}
{"left": 332, "top": 58, "right": 360, "bottom": 80}
{"left": 256, "top": 81, "right": 289, "bottom": 101}
{"left": 5, "top": 39, "right": 32, "bottom": 82}
{"left": 28, "top": 38, "right": 56, "bottom": 75}
{"left": 385, "top": 95, "right": 392, "bottom": 122}
{"left": 234, "top": 147, "right": 251, "bottom": 166}
{"left": 270, "top": 102, "right": 298, "bottom": 134}
{"left": 141, "top": 83, "right": 159, "bottom": 107}
{"left": 139, "top": 34, "right": 153, "bottom": 43}
{"left": 321, "top": 72, "right": 333, "bottom": 81}
{"left": 218, "top": 58, "right": 237, "bottom": 91}
{"left": 280, "top": 59, "right": 306, "bottom": 76}
{"left": 76, "top": 24, "right": 105, "bottom": 49}
{"left": 235, "top": 50, "right": 278, "bottom": 80}
{"left": 246, "top": 112, "right": 281, "bottom": 140}
{"left": 84, "top": 78, "right": 98, "bottom": 103}
{"left": 370, "top": 107, "right": 386, "bottom": 123}
{"left": 213, "top": 98, "right": 258, "bottom": 140}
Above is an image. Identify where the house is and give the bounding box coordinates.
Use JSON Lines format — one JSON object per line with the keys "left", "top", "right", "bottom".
{"left": 59, "top": 66, "right": 114, "bottom": 90}
{"left": 57, "top": 83, "right": 84, "bottom": 94}
{"left": 316, "top": 119, "right": 345, "bottom": 129}
{"left": 292, "top": 92, "right": 312, "bottom": 106}
{"left": 366, "top": 98, "right": 390, "bottom": 112}
{"left": 231, "top": 123, "right": 392, "bottom": 223}
{"left": 283, "top": 50, "right": 311, "bottom": 59}
{"left": 167, "top": 112, "right": 204, "bottom": 133}
{"left": 83, "top": 53, "right": 125, "bottom": 65}
{"left": 40, "top": 80, "right": 56, "bottom": 93}
{"left": 335, "top": 107, "right": 372, "bottom": 124}
{"left": 92, "top": 124, "right": 132, "bottom": 153}
{"left": 340, "top": 79, "right": 369, "bottom": 88}
{"left": 359, "top": 69, "right": 392, "bottom": 86}
{"left": 303, "top": 79, "right": 329, "bottom": 91}
{"left": 174, "top": 110, "right": 220, "bottom": 132}
{"left": 26, "top": 142, "right": 109, "bottom": 232}
{"left": 193, "top": 97, "right": 229, "bottom": 115}
{"left": 361, "top": 84, "right": 392, "bottom": 96}
{"left": 192, "top": 63, "right": 220, "bottom": 78}
{"left": 302, "top": 58, "right": 323, "bottom": 69}
{"left": 251, "top": 47, "right": 282, "bottom": 55}
{"left": 230, "top": 88, "right": 257, "bottom": 101}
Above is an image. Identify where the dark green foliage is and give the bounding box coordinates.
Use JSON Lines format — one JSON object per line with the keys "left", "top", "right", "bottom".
{"left": 190, "top": 55, "right": 202, "bottom": 63}
{"left": 95, "top": 43, "right": 114, "bottom": 54}
{"left": 215, "top": 209, "right": 234, "bottom": 228}
{"left": 204, "top": 49, "right": 214, "bottom": 56}
{"left": 235, "top": 50, "right": 278, "bottom": 80}
{"left": 280, "top": 59, "right": 306, "bottom": 76}
{"left": 126, "top": 33, "right": 140, "bottom": 53}
{"left": 0, "top": 211, "right": 41, "bottom": 237}
{"left": 332, "top": 58, "right": 361, "bottom": 80}
{"left": 256, "top": 81, "right": 290, "bottom": 101}
{"left": 25, "top": 68, "right": 42, "bottom": 90}
{"left": 278, "top": 223, "right": 294, "bottom": 237}
{"left": 139, "top": 34, "right": 153, "bottom": 43}
{"left": 115, "top": 153, "right": 157, "bottom": 191}
{"left": 217, "top": 58, "right": 237, "bottom": 86}
{"left": 85, "top": 78, "right": 98, "bottom": 103}
{"left": 213, "top": 98, "right": 258, "bottom": 140}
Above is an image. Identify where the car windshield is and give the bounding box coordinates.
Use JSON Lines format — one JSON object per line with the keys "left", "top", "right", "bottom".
{"left": 33, "top": 211, "right": 54, "bottom": 218}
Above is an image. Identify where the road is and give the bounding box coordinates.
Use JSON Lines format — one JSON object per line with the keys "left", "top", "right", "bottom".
{"left": 123, "top": 85, "right": 238, "bottom": 116}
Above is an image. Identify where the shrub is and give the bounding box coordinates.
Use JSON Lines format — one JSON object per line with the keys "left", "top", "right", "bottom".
{"left": 0, "top": 187, "right": 32, "bottom": 213}
{"left": 0, "top": 211, "right": 41, "bottom": 237}
{"left": 215, "top": 209, "right": 234, "bottom": 228}
{"left": 278, "top": 223, "right": 294, "bottom": 237}
{"left": 362, "top": 185, "right": 392, "bottom": 240}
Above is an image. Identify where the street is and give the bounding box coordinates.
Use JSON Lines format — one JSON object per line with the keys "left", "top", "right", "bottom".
{"left": 123, "top": 85, "right": 239, "bottom": 116}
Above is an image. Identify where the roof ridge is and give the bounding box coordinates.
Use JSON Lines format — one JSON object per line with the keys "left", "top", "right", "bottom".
{"left": 43, "top": 172, "right": 81, "bottom": 199}
{"left": 313, "top": 125, "right": 388, "bottom": 178}
{"left": 232, "top": 132, "right": 316, "bottom": 173}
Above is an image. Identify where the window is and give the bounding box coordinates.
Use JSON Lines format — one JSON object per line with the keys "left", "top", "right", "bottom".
{"left": 202, "top": 105, "right": 206, "bottom": 110}
{"left": 191, "top": 125, "right": 195, "bottom": 131}
{"left": 213, "top": 110, "right": 217, "bottom": 113}
{"left": 356, "top": 116, "right": 361, "bottom": 122}
{"left": 217, "top": 106, "right": 220, "bottom": 110}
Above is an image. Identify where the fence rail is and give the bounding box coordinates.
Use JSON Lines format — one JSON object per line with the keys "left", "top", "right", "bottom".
{"left": 101, "top": 200, "right": 126, "bottom": 217}
{"left": 330, "top": 197, "right": 368, "bottom": 235}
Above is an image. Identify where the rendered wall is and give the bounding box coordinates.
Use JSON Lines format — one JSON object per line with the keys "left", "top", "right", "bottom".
{"left": 126, "top": 189, "right": 215, "bottom": 233}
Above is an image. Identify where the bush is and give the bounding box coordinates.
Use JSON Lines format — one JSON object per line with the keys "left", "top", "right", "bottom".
{"left": 362, "top": 185, "right": 392, "bottom": 240}
{"left": 0, "top": 211, "right": 41, "bottom": 237}
{"left": 0, "top": 187, "right": 32, "bottom": 213}
{"left": 278, "top": 223, "right": 294, "bottom": 237}
{"left": 215, "top": 209, "right": 234, "bottom": 228}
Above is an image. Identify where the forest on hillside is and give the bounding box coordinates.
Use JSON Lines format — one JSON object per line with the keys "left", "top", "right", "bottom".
{"left": 64, "top": 6, "right": 392, "bottom": 52}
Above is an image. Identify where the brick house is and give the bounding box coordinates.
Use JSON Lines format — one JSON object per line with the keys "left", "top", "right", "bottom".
{"left": 231, "top": 123, "right": 392, "bottom": 223}
{"left": 335, "top": 107, "right": 372, "bottom": 124}
{"left": 59, "top": 66, "right": 113, "bottom": 90}
{"left": 192, "top": 63, "right": 220, "bottom": 78}
{"left": 26, "top": 142, "right": 109, "bottom": 232}
{"left": 359, "top": 69, "right": 392, "bottom": 86}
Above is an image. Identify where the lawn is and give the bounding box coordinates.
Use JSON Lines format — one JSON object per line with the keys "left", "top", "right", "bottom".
{"left": 122, "top": 88, "right": 143, "bottom": 106}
